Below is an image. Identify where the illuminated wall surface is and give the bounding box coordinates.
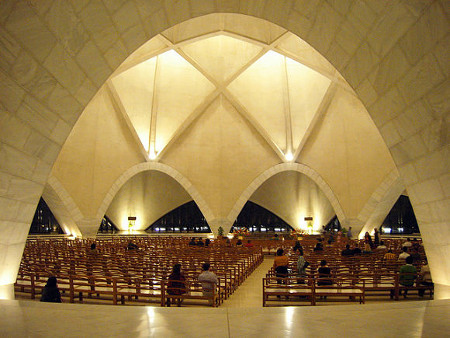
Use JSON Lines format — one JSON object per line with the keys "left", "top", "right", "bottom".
{"left": 51, "top": 14, "right": 397, "bottom": 237}
{"left": 0, "top": 4, "right": 448, "bottom": 298}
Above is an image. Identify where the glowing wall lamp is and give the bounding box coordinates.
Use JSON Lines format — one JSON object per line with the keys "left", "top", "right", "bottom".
{"left": 304, "top": 217, "right": 313, "bottom": 234}
{"left": 128, "top": 216, "right": 136, "bottom": 231}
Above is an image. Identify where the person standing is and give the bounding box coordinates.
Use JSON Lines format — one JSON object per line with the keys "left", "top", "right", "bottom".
{"left": 374, "top": 228, "right": 380, "bottom": 246}
{"left": 296, "top": 250, "right": 308, "bottom": 284}
{"left": 347, "top": 227, "right": 352, "bottom": 239}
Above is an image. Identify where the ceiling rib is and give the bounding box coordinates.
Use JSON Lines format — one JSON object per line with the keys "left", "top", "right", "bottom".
{"left": 282, "top": 56, "right": 293, "bottom": 159}
{"left": 293, "top": 82, "right": 338, "bottom": 162}
{"left": 149, "top": 55, "right": 160, "bottom": 159}
{"left": 105, "top": 81, "right": 150, "bottom": 162}
{"left": 272, "top": 45, "right": 346, "bottom": 86}
{"left": 154, "top": 89, "right": 222, "bottom": 160}
{"left": 112, "top": 36, "right": 171, "bottom": 77}
{"left": 155, "top": 31, "right": 293, "bottom": 162}
{"left": 222, "top": 90, "right": 286, "bottom": 162}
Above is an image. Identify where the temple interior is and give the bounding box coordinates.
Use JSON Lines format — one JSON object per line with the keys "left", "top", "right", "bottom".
{"left": 0, "top": 1, "right": 448, "bottom": 336}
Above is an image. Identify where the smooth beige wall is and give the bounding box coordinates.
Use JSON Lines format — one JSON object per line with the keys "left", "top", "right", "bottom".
{"left": 106, "top": 170, "right": 192, "bottom": 230}
{"left": 249, "top": 171, "right": 335, "bottom": 231}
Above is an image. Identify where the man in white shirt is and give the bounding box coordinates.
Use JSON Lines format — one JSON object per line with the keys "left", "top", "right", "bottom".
{"left": 376, "top": 241, "right": 387, "bottom": 250}
{"left": 398, "top": 247, "right": 410, "bottom": 262}
{"left": 198, "top": 263, "right": 218, "bottom": 305}
{"left": 402, "top": 238, "right": 412, "bottom": 248}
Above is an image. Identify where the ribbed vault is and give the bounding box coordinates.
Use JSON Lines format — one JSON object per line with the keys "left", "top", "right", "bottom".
{"left": 50, "top": 13, "right": 397, "bottom": 236}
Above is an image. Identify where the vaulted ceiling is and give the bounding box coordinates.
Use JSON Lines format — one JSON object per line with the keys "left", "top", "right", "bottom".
{"left": 49, "top": 14, "right": 397, "bottom": 234}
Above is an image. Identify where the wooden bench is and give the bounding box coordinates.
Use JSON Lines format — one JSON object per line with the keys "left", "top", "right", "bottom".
{"left": 161, "top": 279, "right": 222, "bottom": 307}
{"left": 262, "top": 277, "right": 365, "bottom": 306}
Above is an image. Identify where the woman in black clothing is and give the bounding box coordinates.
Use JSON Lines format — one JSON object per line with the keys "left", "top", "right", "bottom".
{"left": 317, "top": 260, "right": 332, "bottom": 286}
{"left": 292, "top": 241, "right": 303, "bottom": 253}
{"left": 40, "top": 276, "right": 62, "bottom": 303}
{"left": 166, "top": 264, "right": 186, "bottom": 307}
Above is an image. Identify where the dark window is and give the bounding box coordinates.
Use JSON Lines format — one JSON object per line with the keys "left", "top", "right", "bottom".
{"left": 29, "top": 198, "right": 63, "bottom": 234}
{"left": 99, "top": 215, "right": 119, "bottom": 233}
{"left": 381, "top": 195, "right": 419, "bottom": 234}
{"left": 231, "top": 201, "right": 294, "bottom": 233}
{"left": 146, "top": 201, "right": 210, "bottom": 233}
{"left": 324, "top": 215, "right": 341, "bottom": 232}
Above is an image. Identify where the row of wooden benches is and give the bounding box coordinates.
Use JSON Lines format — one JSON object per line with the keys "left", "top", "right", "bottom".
{"left": 15, "top": 273, "right": 222, "bottom": 307}
{"left": 16, "top": 238, "right": 264, "bottom": 306}
{"left": 262, "top": 273, "right": 434, "bottom": 307}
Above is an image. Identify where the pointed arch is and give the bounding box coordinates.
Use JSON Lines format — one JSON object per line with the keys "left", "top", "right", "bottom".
{"left": 95, "top": 162, "right": 215, "bottom": 232}
{"left": 227, "top": 163, "right": 346, "bottom": 231}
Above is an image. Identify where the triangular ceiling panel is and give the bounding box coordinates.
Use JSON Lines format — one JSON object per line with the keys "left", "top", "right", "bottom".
{"left": 111, "top": 58, "right": 157, "bottom": 152}
{"left": 286, "top": 57, "right": 331, "bottom": 152}
{"left": 162, "top": 94, "right": 280, "bottom": 218}
{"left": 180, "top": 35, "right": 263, "bottom": 83}
{"left": 154, "top": 50, "right": 216, "bottom": 154}
{"left": 223, "top": 13, "right": 287, "bottom": 44}
{"left": 275, "top": 34, "right": 337, "bottom": 79}
{"left": 227, "top": 51, "right": 287, "bottom": 152}
{"left": 116, "top": 36, "right": 169, "bottom": 74}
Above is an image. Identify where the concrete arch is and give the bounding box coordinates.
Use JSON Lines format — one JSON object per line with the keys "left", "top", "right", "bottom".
{"left": 95, "top": 162, "right": 215, "bottom": 234}
{"left": 357, "top": 169, "right": 406, "bottom": 238}
{"left": 44, "top": 175, "right": 83, "bottom": 237}
{"left": 0, "top": 2, "right": 448, "bottom": 298}
{"left": 226, "top": 163, "right": 346, "bottom": 232}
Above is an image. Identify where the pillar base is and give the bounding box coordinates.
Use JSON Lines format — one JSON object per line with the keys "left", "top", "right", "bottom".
{"left": 0, "top": 284, "right": 14, "bottom": 300}
{"left": 434, "top": 283, "right": 450, "bottom": 300}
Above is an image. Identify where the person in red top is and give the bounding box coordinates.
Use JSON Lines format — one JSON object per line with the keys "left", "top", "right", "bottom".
{"left": 244, "top": 240, "right": 254, "bottom": 248}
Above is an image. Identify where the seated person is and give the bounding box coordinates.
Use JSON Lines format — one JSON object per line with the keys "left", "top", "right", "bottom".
{"left": 317, "top": 260, "right": 332, "bottom": 286}
{"left": 272, "top": 234, "right": 280, "bottom": 240}
{"left": 196, "top": 238, "right": 204, "bottom": 247}
{"left": 341, "top": 244, "right": 354, "bottom": 257}
{"left": 127, "top": 241, "right": 138, "bottom": 250}
{"left": 166, "top": 264, "right": 186, "bottom": 307}
{"left": 292, "top": 241, "right": 303, "bottom": 253}
{"left": 352, "top": 246, "right": 362, "bottom": 255}
{"left": 399, "top": 256, "right": 417, "bottom": 298}
{"left": 376, "top": 241, "right": 387, "bottom": 250}
{"left": 40, "top": 276, "right": 62, "bottom": 303}
{"left": 244, "top": 240, "right": 254, "bottom": 248}
{"left": 313, "top": 243, "right": 323, "bottom": 252}
{"left": 90, "top": 242, "right": 98, "bottom": 254}
{"left": 412, "top": 238, "right": 421, "bottom": 250}
{"left": 274, "top": 248, "right": 289, "bottom": 283}
{"left": 363, "top": 242, "right": 372, "bottom": 253}
{"left": 409, "top": 248, "right": 421, "bottom": 264}
{"left": 402, "top": 238, "right": 412, "bottom": 248}
{"left": 236, "top": 239, "right": 243, "bottom": 247}
{"left": 398, "top": 247, "right": 410, "bottom": 262}
{"left": 188, "top": 237, "right": 197, "bottom": 246}
{"left": 418, "top": 259, "right": 433, "bottom": 297}
{"left": 384, "top": 249, "right": 396, "bottom": 261}
{"left": 198, "top": 263, "right": 219, "bottom": 305}
{"left": 204, "top": 238, "right": 211, "bottom": 247}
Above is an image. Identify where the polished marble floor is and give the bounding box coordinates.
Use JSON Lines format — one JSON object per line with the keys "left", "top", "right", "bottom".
{"left": 4, "top": 256, "right": 449, "bottom": 337}
{"left": 1, "top": 298, "right": 449, "bottom": 337}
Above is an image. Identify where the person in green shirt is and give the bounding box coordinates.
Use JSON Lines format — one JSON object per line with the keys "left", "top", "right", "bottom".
{"left": 399, "top": 256, "right": 417, "bottom": 298}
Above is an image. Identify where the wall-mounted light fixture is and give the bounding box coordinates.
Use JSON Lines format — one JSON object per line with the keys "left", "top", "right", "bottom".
{"left": 128, "top": 216, "right": 136, "bottom": 230}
